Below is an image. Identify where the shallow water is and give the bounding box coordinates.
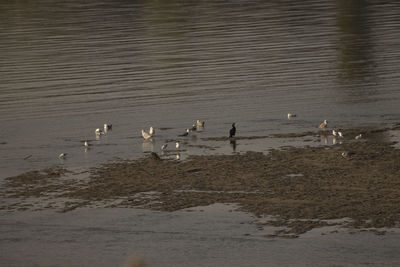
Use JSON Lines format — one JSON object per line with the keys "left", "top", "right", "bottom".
{"left": 1, "top": 205, "right": 400, "bottom": 266}
{"left": 1, "top": 0, "right": 400, "bottom": 178}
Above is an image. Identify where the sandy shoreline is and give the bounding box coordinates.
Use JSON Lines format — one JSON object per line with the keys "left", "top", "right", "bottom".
{"left": 2, "top": 123, "right": 400, "bottom": 238}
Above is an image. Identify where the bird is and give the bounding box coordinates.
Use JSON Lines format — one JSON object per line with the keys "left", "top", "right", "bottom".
{"left": 196, "top": 120, "right": 205, "bottom": 128}
{"left": 59, "top": 153, "right": 67, "bottom": 159}
{"left": 95, "top": 128, "right": 104, "bottom": 135}
{"left": 229, "top": 123, "right": 236, "bottom": 138}
{"left": 176, "top": 142, "right": 180, "bottom": 149}
{"left": 84, "top": 141, "right": 89, "bottom": 147}
{"left": 318, "top": 120, "right": 328, "bottom": 128}
{"left": 161, "top": 143, "right": 168, "bottom": 150}
{"left": 338, "top": 131, "right": 344, "bottom": 138}
{"left": 341, "top": 151, "right": 355, "bottom": 158}
{"left": 332, "top": 129, "right": 337, "bottom": 136}
{"left": 149, "top": 126, "right": 155, "bottom": 137}
{"left": 104, "top": 124, "right": 112, "bottom": 131}
{"left": 142, "top": 129, "right": 152, "bottom": 140}
{"left": 355, "top": 134, "right": 362, "bottom": 140}
{"left": 287, "top": 113, "right": 296, "bottom": 119}
{"left": 179, "top": 129, "right": 190, "bottom": 137}
{"left": 189, "top": 124, "right": 197, "bottom": 131}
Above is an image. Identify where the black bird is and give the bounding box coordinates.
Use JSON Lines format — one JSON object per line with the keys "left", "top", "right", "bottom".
{"left": 229, "top": 123, "right": 236, "bottom": 138}
{"left": 179, "top": 129, "right": 190, "bottom": 137}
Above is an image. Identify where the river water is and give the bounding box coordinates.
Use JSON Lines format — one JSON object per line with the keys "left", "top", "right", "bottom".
{"left": 1, "top": 0, "right": 400, "bottom": 178}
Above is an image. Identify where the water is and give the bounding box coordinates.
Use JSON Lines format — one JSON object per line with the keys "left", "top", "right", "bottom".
{"left": 1, "top": 205, "right": 400, "bottom": 266}
{"left": 1, "top": 0, "right": 400, "bottom": 178}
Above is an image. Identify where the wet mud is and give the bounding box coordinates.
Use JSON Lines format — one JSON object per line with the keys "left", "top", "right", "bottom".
{"left": 2, "top": 124, "right": 400, "bottom": 237}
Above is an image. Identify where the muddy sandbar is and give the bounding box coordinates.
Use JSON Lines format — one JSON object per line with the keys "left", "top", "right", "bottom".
{"left": 2, "top": 124, "right": 400, "bottom": 237}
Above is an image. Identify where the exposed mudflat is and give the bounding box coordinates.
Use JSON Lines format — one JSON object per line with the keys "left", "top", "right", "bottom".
{"left": 2, "top": 124, "right": 400, "bottom": 238}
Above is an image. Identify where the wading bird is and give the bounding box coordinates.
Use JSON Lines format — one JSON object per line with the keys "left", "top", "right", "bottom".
{"left": 318, "top": 120, "right": 328, "bottom": 129}
{"left": 149, "top": 126, "right": 155, "bottom": 137}
{"left": 196, "top": 120, "right": 205, "bottom": 128}
{"left": 179, "top": 129, "right": 190, "bottom": 137}
{"left": 95, "top": 128, "right": 104, "bottom": 135}
{"left": 104, "top": 124, "right": 112, "bottom": 131}
{"left": 141, "top": 129, "right": 152, "bottom": 140}
{"left": 287, "top": 113, "right": 296, "bottom": 119}
{"left": 229, "top": 123, "right": 236, "bottom": 138}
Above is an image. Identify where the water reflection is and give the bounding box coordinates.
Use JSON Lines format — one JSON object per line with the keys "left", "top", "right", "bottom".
{"left": 1, "top": 0, "right": 400, "bottom": 178}
{"left": 336, "top": 0, "right": 375, "bottom": 85}
{"left": 230, "top": 139, "right": 237, "bottom": 152}
{"left": 321, "top": 134, "right": 328, "bottom": 145}
{"left": 142, "top": 140, "right": 155, "bottom": 152}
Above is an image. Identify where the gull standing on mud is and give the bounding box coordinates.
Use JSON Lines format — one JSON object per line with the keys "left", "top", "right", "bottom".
{"left": 161, "top": 143, "right": 168, "bottom": 150}
{"left": 355, "top": 134, "right": 362, "bottom": 139}
{"left": 84, "top": 141, "right": 89, "bottom": 147}
{"left": 338, "top": 131, "right": 344, "bottom": 138}
{"left": 318, "top": 120, "right": 328, "bottom": 129}
{"left": 229, "top": 123, "right": 236, "bottom": 138}
{"left": 176, "top": 141, "right": 180, "bottom": 149}
{"left": 59, "top": 153, "right": 67, "bottom": 159}
{"left": 332, "top": 129, "right": 337, "bottom": 136}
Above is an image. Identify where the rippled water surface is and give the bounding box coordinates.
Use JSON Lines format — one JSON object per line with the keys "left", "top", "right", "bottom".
{"left": 1, "top": 0, "right": 400, "bottom": 177}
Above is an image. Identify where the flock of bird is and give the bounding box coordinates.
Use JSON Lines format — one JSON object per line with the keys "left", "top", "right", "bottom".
{"left": 141, "top": 120, "right": 209, "bottom": 142}
{"left": 58, "top": 120, "right": 222, "bottom": 159}
{"left": 59, "top": 123, "right": 113, "bottom": 158}
{"left": 58, "top": 115, "right": 362, "bottom": 159}
{"left": 316, "top": 118, "right": 362, "bottom": 140}
{"left": 314, "top": 116, "right": 364, "bottom": 158}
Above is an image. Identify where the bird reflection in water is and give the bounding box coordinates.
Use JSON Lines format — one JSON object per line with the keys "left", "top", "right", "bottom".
{"left": 142, "top": 139, "right": 154, "bottom": 152}
{"left": 230, "top": 139, "right": 237, "bottom": 152}
{"left": 321, "top": 133, "right": 328, "bottom": 145}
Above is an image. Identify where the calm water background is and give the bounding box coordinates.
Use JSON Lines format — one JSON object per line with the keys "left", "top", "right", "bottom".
{"left": 1, "top": 0, "right": 400, "bottom": 178}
